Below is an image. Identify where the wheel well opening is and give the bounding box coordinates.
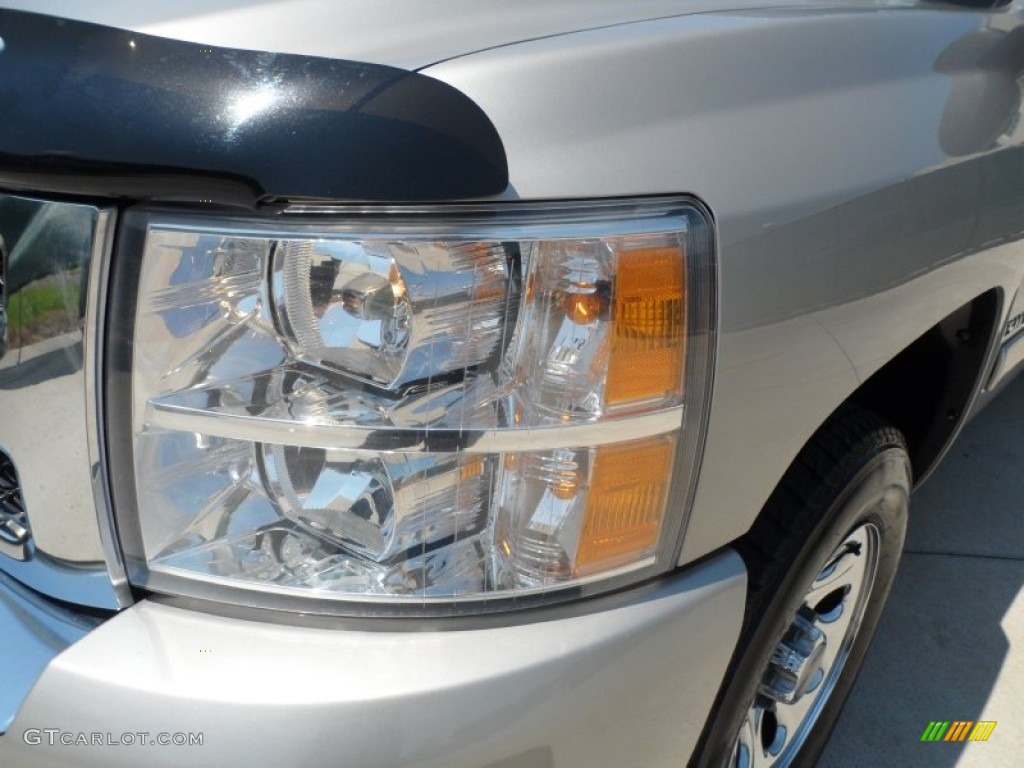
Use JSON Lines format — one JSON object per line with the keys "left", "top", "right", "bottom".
{"left": 847, "top": 289, "right": 1000, "bottom": 484}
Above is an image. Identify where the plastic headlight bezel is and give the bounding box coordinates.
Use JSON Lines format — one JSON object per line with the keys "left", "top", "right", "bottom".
{"left": 107, "top": 198, "right": 717, "bottom": 617}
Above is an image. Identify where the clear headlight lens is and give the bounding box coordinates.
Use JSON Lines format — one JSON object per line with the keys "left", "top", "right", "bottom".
{"left": 115, "top": 199, "right": 715, "bottom": 613}
{"left": 271, "top": 238, "right": 512, "bottom": 388}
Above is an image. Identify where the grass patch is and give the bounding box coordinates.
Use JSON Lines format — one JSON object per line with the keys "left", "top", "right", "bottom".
{"left": 7, "top": 277, "right": 82, "bottom": 345}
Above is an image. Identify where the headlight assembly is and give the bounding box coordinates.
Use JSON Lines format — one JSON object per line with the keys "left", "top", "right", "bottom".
{"left": 109, "top": 199, "right": 715, "bottom": 615}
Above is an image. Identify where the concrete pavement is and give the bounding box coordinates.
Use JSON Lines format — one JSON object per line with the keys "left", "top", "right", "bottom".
{"left": 821, "top": 375, "right": 1024, "bottom": 766}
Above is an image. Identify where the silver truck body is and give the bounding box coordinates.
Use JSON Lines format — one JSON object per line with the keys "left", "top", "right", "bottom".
{"left": 1, "top": 1, "right": 1022, "bottom": 765}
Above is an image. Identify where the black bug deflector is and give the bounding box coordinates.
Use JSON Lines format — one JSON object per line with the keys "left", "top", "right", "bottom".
{"left": 0, "top": 10, "right": 508, "bottom": 206}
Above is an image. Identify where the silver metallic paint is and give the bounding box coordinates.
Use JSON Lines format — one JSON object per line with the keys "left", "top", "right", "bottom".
{"left": 0, "top": 1, "right": 918, "bottom": 71}
{"left": 0, "top": 551, "right": 746, "bottom": 768}
{"left": 0, "top": 2, "right": 1022, "bottom": 765}
{"left": 423, "top": 2, "right": 1024, "bottom": 565}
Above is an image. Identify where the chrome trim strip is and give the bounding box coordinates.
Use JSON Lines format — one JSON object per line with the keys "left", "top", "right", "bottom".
{"left": 0, "top": 194, "right": 121, "bottom": 610}
{"left": 280, "top": 196, "right": 693, "bottom": 219}
{"left": 154, "top": 198, "right": 693, "bottom": 240}
{"left": 0, "top": 544, "right": 122, "bottom": 613}
{"left": 145, "top": 401, "right": 685, "bottom": 453}
{"left": 84, "top": 209, "right": 132, "bottom": 608}
{"left": 987, "top": 331, "right": 1024, "bottom": 389}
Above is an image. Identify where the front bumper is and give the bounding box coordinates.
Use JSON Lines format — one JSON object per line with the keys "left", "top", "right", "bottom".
{"left": 0, "top": 550, "right": 744, "bottom": 768}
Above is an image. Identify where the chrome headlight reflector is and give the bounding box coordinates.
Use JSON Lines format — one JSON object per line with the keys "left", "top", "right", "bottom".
{"left": 114, "top": 199, "right": 715, "bottom": 614}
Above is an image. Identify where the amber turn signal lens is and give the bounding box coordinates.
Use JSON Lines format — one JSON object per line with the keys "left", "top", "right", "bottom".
{"left": 606, "top": 244, "right": 686, "bottom": 409}
{"left": 574, "top": 434, "right": 677, "bottom": 575}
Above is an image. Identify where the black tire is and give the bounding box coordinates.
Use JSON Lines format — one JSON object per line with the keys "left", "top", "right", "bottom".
{"left": 692, "top": 406, "right": 911, "bottom": 768}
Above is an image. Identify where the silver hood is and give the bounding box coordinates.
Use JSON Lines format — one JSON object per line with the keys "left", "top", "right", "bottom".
{"left": 0, "top": 0, "right": 911, "bottom": 70}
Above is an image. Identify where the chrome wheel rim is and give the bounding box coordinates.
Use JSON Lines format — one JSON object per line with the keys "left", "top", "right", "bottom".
{"left": 730, "top": 522, "right": 881, "bottom": 768}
